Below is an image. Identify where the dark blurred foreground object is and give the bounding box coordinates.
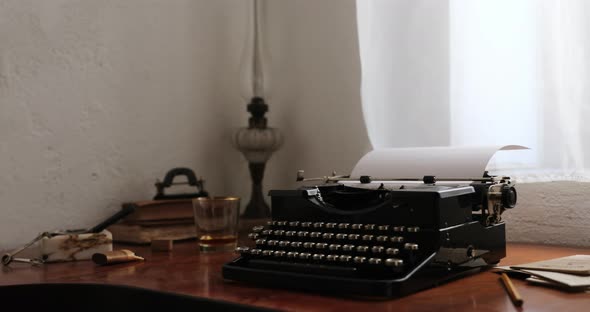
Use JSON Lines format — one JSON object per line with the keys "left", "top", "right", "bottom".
{"left": 0, "top": 283, "right": 276, "bottom": 312}
{"left": 108, "top": 168, "right": 208, "bottom": 244}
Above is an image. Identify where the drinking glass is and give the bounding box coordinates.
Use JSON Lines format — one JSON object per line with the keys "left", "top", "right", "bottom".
{"left": 192, "top": 197, "right": 240, "bottom": 252}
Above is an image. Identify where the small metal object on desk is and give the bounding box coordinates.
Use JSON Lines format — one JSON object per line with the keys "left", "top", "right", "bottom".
{"left": 92, "top": 249, "right": 144, "bottom": 266}
{"left": 2, "top": 232, "right": 50, "bottom": 266}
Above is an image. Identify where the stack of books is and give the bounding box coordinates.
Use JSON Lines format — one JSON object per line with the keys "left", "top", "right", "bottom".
{"left": 107, "top": 199, "right": 197, "bottom": 244}
{"left": 495, "top": 255, "right": 590, "bottom": 292}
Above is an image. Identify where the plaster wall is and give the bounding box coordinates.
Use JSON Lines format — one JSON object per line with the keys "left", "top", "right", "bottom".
{"left": 1, "top": 0, "right": 588, "bottom": 250}
{"left": 0, "top": 0, "right": 247, "bottom": 249}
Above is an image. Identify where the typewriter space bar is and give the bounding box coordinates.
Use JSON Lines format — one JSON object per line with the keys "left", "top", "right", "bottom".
{"left": 248, "top": 259, "right": 357, "bottom": 276}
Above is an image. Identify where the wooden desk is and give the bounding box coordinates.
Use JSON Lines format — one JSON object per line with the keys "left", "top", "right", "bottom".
{"left": 1, "top": 243, "right": 588, "bottom": 311}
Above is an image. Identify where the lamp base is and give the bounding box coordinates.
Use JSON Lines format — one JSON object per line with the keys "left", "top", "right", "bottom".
{"left": 241, "top": 163, "right": 271, "bottom": 219}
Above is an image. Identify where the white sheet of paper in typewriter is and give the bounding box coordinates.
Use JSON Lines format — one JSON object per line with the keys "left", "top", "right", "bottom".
{"left": 350, "top": 145, "right": 528, "bottom": 180}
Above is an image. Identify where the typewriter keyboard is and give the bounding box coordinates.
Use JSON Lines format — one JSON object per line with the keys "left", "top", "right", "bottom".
{"left": 235, "top": 221, "right": 428, "bottom": 277}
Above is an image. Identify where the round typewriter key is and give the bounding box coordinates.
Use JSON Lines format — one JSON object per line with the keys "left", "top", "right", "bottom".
{"left": 301, "top": 222, "right": 313, "bottom": 228}
{"left": 276, "top": 221, "right": 287, "bottom": 226}
{"left": 368, "top": 258, "right": 382, "bottom": 265}
{"left": 390, "top": 236, "right": 404, "bottom": 243}
{"left": 290, "top": 242, "right": 302, "bottom": 248}
{"left": 404, "top": 243, "right": 419, "bottom": 250}
{"left": 348, "top": 234, "right": 360, "bottom": 240}
{"left": 371, "top": 246, "right": 384, "bottom": 253}
{"left": 262, "top": 230, "right": 273, "bottom": 236}
{"left": 364, "top": 224, "right": 376, "bottom": 230}
{"left": 310, "top": 232, "right": 322, "bottom": 238}
{"left": 326, "top": 254, "right": 339, "bottom": 262}
{"left": 255, "top": 239, "right": 267, "bottom": 245}
{"left": 235, "top": 246, "right": 250, "bottom": 254}
{"left": 313, "top": 222, "right": 324, "bottom": 228}
{"left": 335, "top": 233, "right": 348, "bottom": 240}
{"left": 356, "top": 245, "right": 369, "bottom": 252}
{"left": 285, "top": 231, "right": 297, "bottom": 237}
{"left": 393, "top": 226, "right": 405, "bottom": 232}
{"left": 322, "top": 233, "right": 334, "bottom": 239}
{"left": 303, "top": 242, "right": 316, "bottom": 248}
{"left": 342, "top": 244, "right": 355, "bottom": 251}
{"left": 351, "top": 224, "right": 363, "bottom": 230}
{"left": 250, "top": 249, "right": 262, "bottom": 255}
{"left": 278, "top": 240, "right": 291, "bottom": 247}
{"left": 297, "top": 231, "right": 309, "bottom": 238}
{"left": 267, "top": 240, "right": 279, "bottom": 246}
{"left": 376, "top": 235, "right": 389, "bottom": 242}
{"left": 338, "top": 223, "right": 350, "bottom": 230}
{"left": 287, "top": 252, "right": 299, "bottom": 258}
{"left": 362, "top": 235, "right": 374, "bottom": 241}
{"left": 299, "top": 253, "right": 311, "bottom": 260}
{"left": 273, "top": 230, "right": 286, "bottom": 236}
{"left": 262, "top": 250, "right": 274, "bottom": 256}
{"left": 385, "top": 258, "right": 404, "bottom": 267}
{"left": 339, "top": 255, "right": 352, "bottom": 263}
{"left": 267, "top": 221, "right": 276, "bottom": 226}
{"left": 386, "top": 248, "right": 400, "bottom": 255}
{"left": 248, "top": 233, "right": 259, "bottom": 239}
{"left": 252, "top": 226, "right": 265, "bottom": 233}
{"left": 407, "top": 226, "right": 420, "bottom": 233}
{"left": 288, "top": 221, "right": 300, "bottom": 227}
{"left": 329, "top": 244, "right": 341, "bottom": 251}
{"left": 353, "top": 256, "right": 366, "bottom": 264}
{"left": 312, "top": 253, "right": 325, "bottom": 261}
{"left": 378, "top": 225, "right": 390, "bottom": 231}
{"left": 315, "top": 243, "right": 328, "bottom": 249}
{"left": 274, "top": 250, "right": 286, "bottom": 257}
{"left": 326, "top": 223, "right": 338, "bottom": 229}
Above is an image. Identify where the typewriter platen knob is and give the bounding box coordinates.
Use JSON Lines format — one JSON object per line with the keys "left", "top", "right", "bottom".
{"left": 501, "top": 185, "right": 517, "bottom": 208}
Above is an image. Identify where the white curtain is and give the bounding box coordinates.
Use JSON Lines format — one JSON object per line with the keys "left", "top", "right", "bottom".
{"left": 356, "top": 0, "right": 590, "bottom": 181}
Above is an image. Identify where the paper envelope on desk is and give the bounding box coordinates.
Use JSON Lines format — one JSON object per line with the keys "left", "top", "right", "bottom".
{"left": 510, "top": 255, "right": 590, "bottom": 275}
{"left": 520, "top": 269, "right": 590, "bottom": 288}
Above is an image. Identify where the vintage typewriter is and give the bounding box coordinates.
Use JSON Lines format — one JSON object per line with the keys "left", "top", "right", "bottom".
{"left": 223, "top": 147, "right": 520, "bottom": 297}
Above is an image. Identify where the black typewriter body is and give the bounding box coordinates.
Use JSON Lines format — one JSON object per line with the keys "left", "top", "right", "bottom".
{"left": 223, "top": 183, "right": 509, "bottom": 298}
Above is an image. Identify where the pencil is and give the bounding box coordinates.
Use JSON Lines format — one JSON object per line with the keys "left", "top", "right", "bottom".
{"left": 500, "top": 272, "right": 524, "bottom": 307}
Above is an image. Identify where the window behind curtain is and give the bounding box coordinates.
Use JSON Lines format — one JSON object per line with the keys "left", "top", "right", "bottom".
{"left": 356, "top": 0, "right": 590, "bottom": 181}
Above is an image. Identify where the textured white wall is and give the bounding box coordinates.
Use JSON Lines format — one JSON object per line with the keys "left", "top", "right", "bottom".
{"left": 0, "top": 0, "right": 248, "bottom": 250}
{"left": 1, "top": 0, "right": 588, "bottom": 251}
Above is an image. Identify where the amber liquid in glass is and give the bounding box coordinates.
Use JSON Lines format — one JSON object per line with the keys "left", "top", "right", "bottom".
{"left": 198, "top": 233, "right": 237, "bottom": 252}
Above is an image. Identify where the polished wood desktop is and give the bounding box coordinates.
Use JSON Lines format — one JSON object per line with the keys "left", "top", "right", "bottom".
{"left": 1, "top": 242, "right": 588, "bottom": 311}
